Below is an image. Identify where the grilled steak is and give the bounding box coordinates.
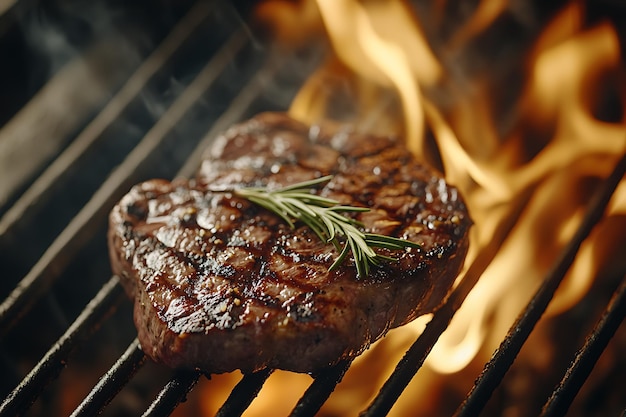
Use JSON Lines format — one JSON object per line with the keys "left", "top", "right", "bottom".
{"left": 108, "top": 113, "right": 472, "bottom": 374}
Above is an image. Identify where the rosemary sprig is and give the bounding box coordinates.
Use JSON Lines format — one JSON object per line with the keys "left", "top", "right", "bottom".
{"left": 234, "top": 175, "right": 421, "bottom": 278}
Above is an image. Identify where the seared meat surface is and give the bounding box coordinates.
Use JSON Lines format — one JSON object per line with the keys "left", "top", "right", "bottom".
{"left": 108, "top": 113, "right": 471, "bottom": 373}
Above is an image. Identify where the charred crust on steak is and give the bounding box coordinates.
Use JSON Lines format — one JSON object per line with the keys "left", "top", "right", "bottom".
{"left": 108, "top": 112, "right": 472, "bottom": 374}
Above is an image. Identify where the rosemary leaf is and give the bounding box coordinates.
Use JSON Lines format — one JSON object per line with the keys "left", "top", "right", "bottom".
{"left": 233, "top": 175, "right": 421, "bottom": 277}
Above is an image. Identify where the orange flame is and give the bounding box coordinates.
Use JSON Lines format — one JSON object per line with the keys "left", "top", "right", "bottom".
{"left": 288, "top": 0, "right": 626, "bottom": 376}
{"left": 198, "top": 1, "right": 626, "bottom": 415}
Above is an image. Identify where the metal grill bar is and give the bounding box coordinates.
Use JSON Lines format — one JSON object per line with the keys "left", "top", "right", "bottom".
{"left": 70, "top": 338, "right": 146, "bottom": 417}
{"left": 142, "top": 370, "right": 201, "bottom": 417}
{"left": 0, "top": 276, "right": 124, "bottom": 417}
{"left": 176, "top": 50, "right": 289, "bottom": 180}
{"left": 360, "top": 270, "right": 482, "bottom": 417}
{"left": 289, "top": 360, "right": 352, "bottom": 417}
{"left": 216, "top": 369, "right": 273, "bottom": 417}
{"left": 0, "top": 29, "right": 248, "bottom": 336}
{"left": 540, "top": 275, "right": 626, "bottom": 417}
{"left": 453, "top": 152, "right": 626, "bottom": 417}
{"left": 0, "top": 0, "right": 212, "bottom": 239}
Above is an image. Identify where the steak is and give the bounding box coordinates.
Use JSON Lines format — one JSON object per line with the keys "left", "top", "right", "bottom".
{"left": 108, "top": 112, "right": 472, "bottom": 374}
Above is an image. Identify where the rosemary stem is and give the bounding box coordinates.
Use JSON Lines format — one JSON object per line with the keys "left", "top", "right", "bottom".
{"left": 231, "top": 175, "right": 420, "bottom": 277}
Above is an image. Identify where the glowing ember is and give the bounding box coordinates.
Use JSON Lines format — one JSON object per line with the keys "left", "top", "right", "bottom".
{"left": 199, "top": 0, "right": 626, "bottom": 415}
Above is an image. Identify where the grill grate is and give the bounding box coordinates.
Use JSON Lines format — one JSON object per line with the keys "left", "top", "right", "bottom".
{"left": 540, "top": 276, "right": 626, "bottom": 417}
{"left": 0, "top": 277, "right": 125, "bottom": 416}
{"left": 453, "top": 154, "right": 626, "bottom": 417}
{"left": 1, "top": 1, "right": 625, "bottom": 416}
{"left": 142, "top": 370, "right": 201, "bottom": 417}
{"left": 71, "top": 338, "right": 145, "bottom": 417}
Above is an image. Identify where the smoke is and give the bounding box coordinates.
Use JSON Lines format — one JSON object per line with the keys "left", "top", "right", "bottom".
{"left": 0, "top": 1, "right": 201, "bottom": 210}
{"left": 19, "top": 0, "right": 159, "bottom": 89}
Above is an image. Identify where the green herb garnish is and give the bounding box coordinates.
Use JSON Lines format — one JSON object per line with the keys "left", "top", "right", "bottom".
{"left": 234, "top": 175, "right": 421, "bottom": 278}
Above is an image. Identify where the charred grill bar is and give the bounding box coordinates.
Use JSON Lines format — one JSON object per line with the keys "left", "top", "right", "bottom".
{"left": 541, "top": 275, "right": 626, "bottom": 417}
{"left": 453, "top": 154, "right": 626, "bottom": 417}
{"left": 1, "top": 0, "right": 625, "bottom": 416}
{"left": 0, "top": 277, "right": 125, "bottom": 416}
{"left": 71, "top": 337, "right": 145, "bottom": 417}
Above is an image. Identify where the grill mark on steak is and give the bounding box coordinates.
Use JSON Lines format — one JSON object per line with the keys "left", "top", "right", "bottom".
{"left": 108, "top": 112, "right": 472, "bottom": 373}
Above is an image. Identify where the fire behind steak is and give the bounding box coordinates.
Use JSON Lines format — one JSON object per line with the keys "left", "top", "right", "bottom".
{"left": 107, "top": 113, "right": 472, "bottom": 373}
